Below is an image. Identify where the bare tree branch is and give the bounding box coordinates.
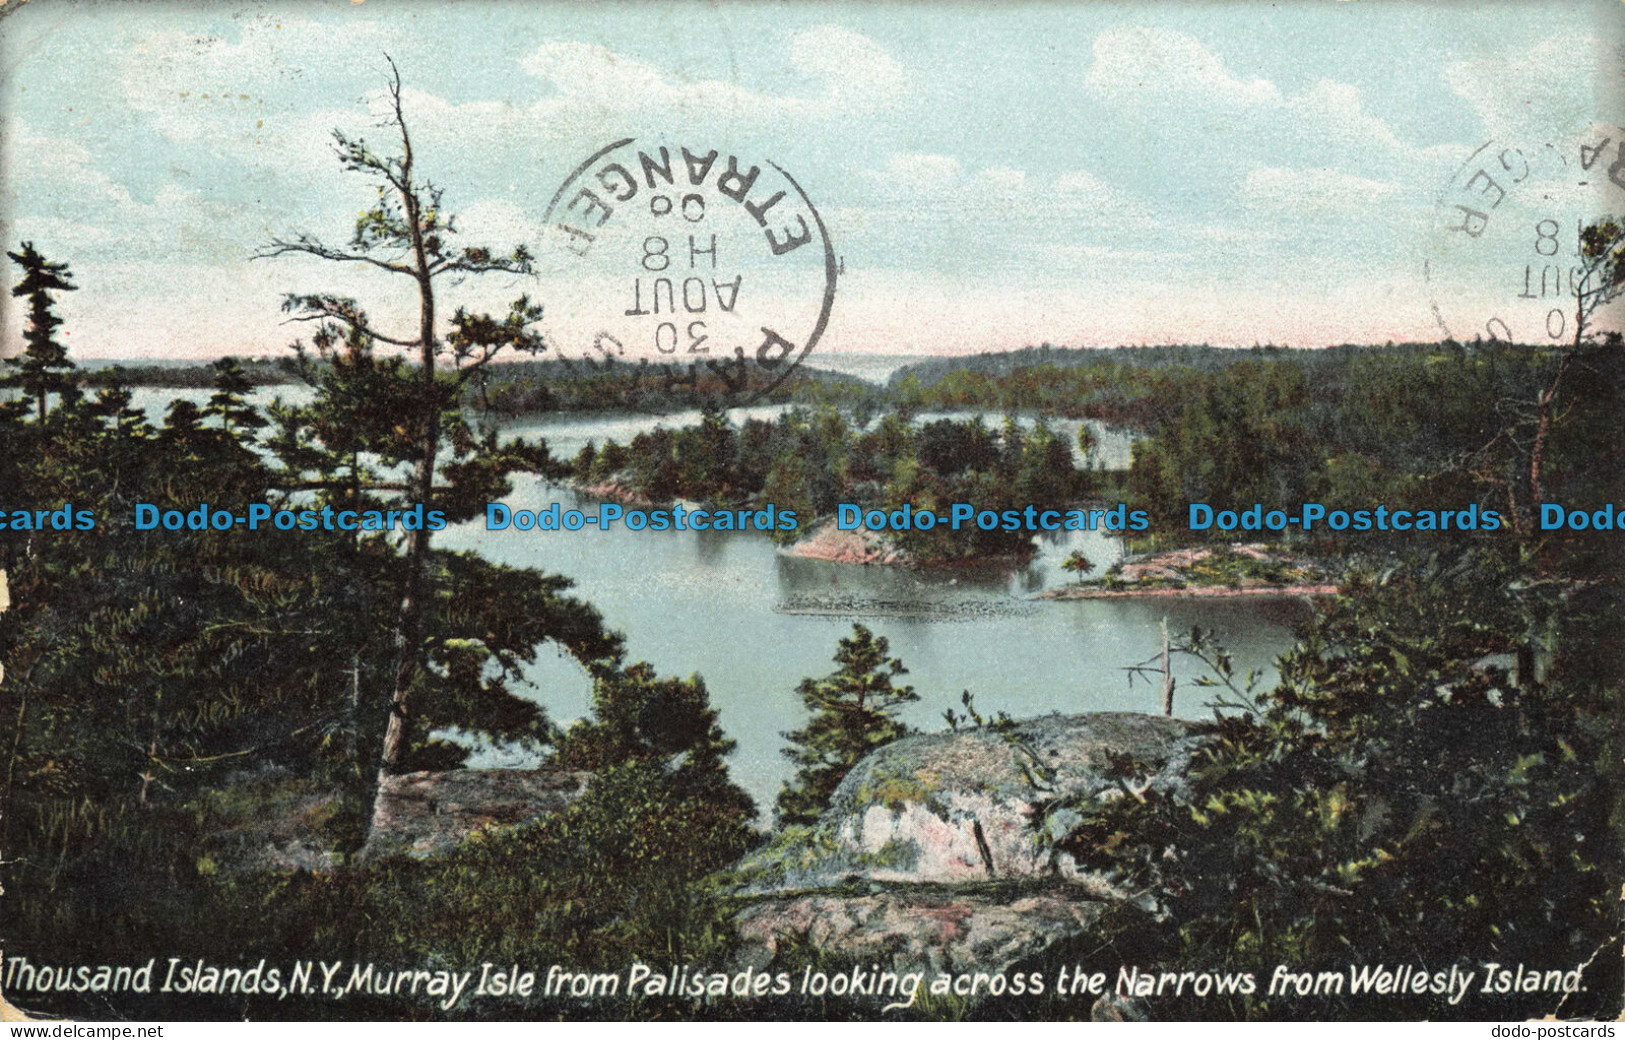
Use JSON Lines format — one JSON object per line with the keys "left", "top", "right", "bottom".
{"left": 253, "top": 234, "right": 416, "bottom": 277}
{"left": 277, "top": 294, "right": 419, "bottom": 348}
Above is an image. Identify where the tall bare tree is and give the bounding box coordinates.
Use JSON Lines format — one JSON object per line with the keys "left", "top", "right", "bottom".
{"left": 1460, "top": 217, "right": 1625, "bottom": 532}
{"left": 1526, "top": 217, "right": 1625, "bottom": 512}
{"left": 256, "top": 58, "right": 546, "bottom": 778}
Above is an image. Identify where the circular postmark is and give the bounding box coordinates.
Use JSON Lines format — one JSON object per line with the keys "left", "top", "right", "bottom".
{"left": 1426, "top": 127, "right": 1623, "bottom": 346}
{"left": 539, "top": 139, "right": 837, "bottom": 404}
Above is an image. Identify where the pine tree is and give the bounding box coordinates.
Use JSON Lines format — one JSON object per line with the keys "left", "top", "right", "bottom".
{"left": 5, "top": 242, "right": 78, "bottom": 423}
{"left": 1061, "top": 550, "right": 1093, "bottom": 583}
{"left": 555, "top": 662, "right": 756, "bottom": 822}
{"left": 255, "top": 58, "right": 551, "bottom": 779}
{"left": 204, "top": 357, "right": 270, "bottom": 441}
{"left": 776, "top": 624, "right": 918, "bottom": 826}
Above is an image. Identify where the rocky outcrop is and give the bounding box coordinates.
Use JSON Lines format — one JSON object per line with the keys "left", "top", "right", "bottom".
{"left": 734, "top": 889, "right": 1110, "bottom": 977}
{"left": 783, "top": 519, "right": 912, "bottom": 565}
{"left": 731, "top": 712, "right": 1210, "bottom": 975}
{"left": 1041, "top": 543, "right": 1335, "bottom": 600}
{"left": 199, "top": 767, "right": 591, "bottom": 873}
{"left": 736, "top": 712, "right": 1206, "bottom": 892}
{"left": 359, "top": 767, "right": 590, "bottom": 862}
{"left": 199, "top": 784, "right": 347, "bottom": 875}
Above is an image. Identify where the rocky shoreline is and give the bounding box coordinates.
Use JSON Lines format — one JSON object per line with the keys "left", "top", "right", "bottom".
{"left": 562, "top": 486, "right": 1336, "bottom": 603}
{"left": 571, "top": 479, "right": 659, "bottom": 508}
{"left": 779, "top": 519, "right": 913, "bottom": 565}
{"left": 1044, "top": 543, "right": 1336, "bottom": 600}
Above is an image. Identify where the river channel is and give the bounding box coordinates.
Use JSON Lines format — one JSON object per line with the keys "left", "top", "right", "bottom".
{"left": 131, "top": 384, "right": 1306, "bottom": 815}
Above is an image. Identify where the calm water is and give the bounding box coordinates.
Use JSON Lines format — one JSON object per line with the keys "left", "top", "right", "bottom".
{"left": 131, "top": 388, "right": 1305, "bottom": 815}
{"left": 441, "top": 411, "right": 1304, "bottom": 816}
{"left": 800, "top": 353, "right": 924, "bottom": 385}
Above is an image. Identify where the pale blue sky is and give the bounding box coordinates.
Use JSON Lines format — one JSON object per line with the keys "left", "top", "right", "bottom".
{"left": 3, "top": 0, "right": 1622, "bottom": 358}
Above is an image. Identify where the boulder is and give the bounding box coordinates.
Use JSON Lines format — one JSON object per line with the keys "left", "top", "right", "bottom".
{"left": 360, "top": 767, "right": 590, "bottom": 862}
{"left": 733, "top": 889, "right": 1109, "bottom": 977}
{"left": 735, "top": 712, "right": 1207, "bottom": 893}
{"left": 730, "top": 712, "right": 1210, "bottom": 974}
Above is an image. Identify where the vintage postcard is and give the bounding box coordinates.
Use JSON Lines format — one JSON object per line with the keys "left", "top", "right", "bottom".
{"left": 0, "top": 0, "right": 1621, "bottom": 1023}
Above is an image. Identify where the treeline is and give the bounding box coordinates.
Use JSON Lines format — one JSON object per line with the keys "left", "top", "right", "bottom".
{"left": 472, "top": 358, "right": 876, "bottom": 416}
{"left": 79, "top": 357, "right": 297, "bottom": 388}
{"left": 570, "top": 408, "right": 1089, "bottom": 561}
{"left": 68, "top": 355, "right": 879, "bottom": 416}
{"left": 885, "top": 339, "right": 1568, "bottom": 421}
{"left": 890, "top": 340, "right": 1454, "bottom": 383}
{"left": 878, "top": 340, "right": 1621, "bottom": 548}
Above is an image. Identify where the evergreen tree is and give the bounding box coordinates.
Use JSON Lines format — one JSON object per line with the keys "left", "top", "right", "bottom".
{"left": 254, "top": 58, "right": 554, "bottom": 779}
{"left": 203, "top": 356, "right": 269, "bottom": 442}
{"left": 1061, "top": 550, "right": 1092, "bottom": 583}
{"left": 4, "top": 242, "right": 78, "bottom": 423}
{"left": 776, "top": 624, "right": 918, "bottom": 826}
{"left": 555, "top": 661, "right": 756, "bottom": 823}
{"left": 1062, "top": 548, "right": 1623, "bottom": 1019}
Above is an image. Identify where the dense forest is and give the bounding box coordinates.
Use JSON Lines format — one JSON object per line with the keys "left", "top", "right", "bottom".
{"left": 881, "top": 340, "right": 1622, "bottom": 546}
{"left": 551, "top": 335, "right": 1621, "bottom": 572}
{"left": 76, "top": 354, "right": 872, "bottom": 414}
{"left": 569, "top": 408, "right": 1089, "bottom": 561}
{"left": 78, "top": 357, "right": 298, "bottom": 389}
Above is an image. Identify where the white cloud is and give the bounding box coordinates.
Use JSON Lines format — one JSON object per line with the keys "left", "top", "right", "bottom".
{"left": 108, "top": 21, "right": 914, "bottom": 236}
{"left": 1086, "top": 26, "right": 1280, "bottom": 107}
{"left": 1242, "top": 165, "right": 1399, "bottom": 213}
{"left": 119, "top": 17, "right": 389, "bottom": 144}
{"left": 858, "top": 154, "right": 1151, "bottom": 224}
{"left": 1286, "top": 79, "right": 1408, "bottom": 156}
{"left": 1445, "top": 33, "right": 1613, "bottom": 141}
{"left": 3, "top": 120, "right": 249, "bottom": 264}
{"left": 6, "top": 122, "right": 133, "bottom": 209}
{"left": 974, "top": 167, "right": 1027, "bottom": 195}
{"left": 518, "top": 41, "right": 756, "bottom": 125}
{"left": 518, "top": 26, "right": 907, "bottom": 128}
{"left": 1054, "top": 169, "right": 1112, "bottom": 196}
{"left": 450, "top": 198, "right": 546, "bottom": 249}
{"left": 1085, "top": 26, "right": 1462, "bottom": 187}
{"left": 788, "top": 25, "right": 908, "bottom": 103}
{"left": 1054, "top": 168, "right": 1154, "bottom": 224}
{"left": 11, "top": 19, "right": 917, "bottom": 358}
{"left": 863, "top": 152, "right": 965, "bottom": 187}
{"left": 1079, "top": 28, "right": 1475, "bottom": 280}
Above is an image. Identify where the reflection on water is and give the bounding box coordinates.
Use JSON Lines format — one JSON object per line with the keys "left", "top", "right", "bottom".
{"left": 442, "top": 472, "right": 1308, "bottom": 817}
